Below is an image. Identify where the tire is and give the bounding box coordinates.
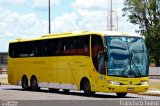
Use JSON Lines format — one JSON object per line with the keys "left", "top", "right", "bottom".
{"left": 83, "top": 79, "right": 95, "bottom": 96}
{"left": 30, "top": 76, "right": 39, "bottom": 91}
{"left": 22, "top": 75, "right": 29, "bottom": 90}
{"left": 116, "top": 93, "right": 127, "bottom": 97}
{"left": 63, "top": 89, "right": 70, "bottom": 93}
{"left": 48, "top": 88, "right": 59, "bottom": 92}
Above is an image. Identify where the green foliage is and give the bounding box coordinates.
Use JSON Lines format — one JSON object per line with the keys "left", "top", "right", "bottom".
{"left": 123, "top": 0, "right": 160, "bottom": 66}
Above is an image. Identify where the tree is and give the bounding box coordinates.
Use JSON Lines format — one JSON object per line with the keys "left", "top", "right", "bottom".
{"left": 122, "top": 0, "right": 160, "bottom": 66}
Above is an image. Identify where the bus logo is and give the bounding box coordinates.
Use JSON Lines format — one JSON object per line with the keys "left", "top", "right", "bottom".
{"left": 129, "top": 81, "right": 132, "bottom": 85}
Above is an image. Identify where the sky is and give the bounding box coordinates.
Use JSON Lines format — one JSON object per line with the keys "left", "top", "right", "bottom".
{"left": 0, "top": 0, "right": 139, "bottom": 52}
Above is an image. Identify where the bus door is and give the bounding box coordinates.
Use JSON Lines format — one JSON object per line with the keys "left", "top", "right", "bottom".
{"left": 91, "top": 35, "right": 106, "bottom": 91}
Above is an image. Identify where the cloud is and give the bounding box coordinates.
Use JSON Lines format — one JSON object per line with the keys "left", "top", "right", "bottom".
{"left": 0, "top": 0, "right": 138, "bottom": 37}
{"left": 51, "top": 9, "right": 106, "bottom": 32}
{"left": 76, "top": 9, "right": 106, "bottom": 30}
{"left": 0, "top": 0, "right": 139, "bottom": 52}
{"left": 0, "top": 10, "right": 49, "bottom": 51}
{"left": 70, "top": 0, "right": 137, "bottom": 32}
{"left": 52, "top": 12, "right": 79, "bottom": 32}
{"left": 0, "top": 11, "right": 51, "bottom": 52}
{"left": 71, "top": 0, "right": 108, "bottom": 9}
{"left": 0, "top": 0, "right": 27, "bottom": 6}
{"left": 33, "top": 0, "right": 61, "bottom": 9}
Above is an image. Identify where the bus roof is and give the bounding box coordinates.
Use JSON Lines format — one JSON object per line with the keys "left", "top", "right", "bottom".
{"left": 10, "top": 31, "right": 143, "bottom": 43}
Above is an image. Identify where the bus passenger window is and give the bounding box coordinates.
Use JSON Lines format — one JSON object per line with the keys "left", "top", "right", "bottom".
{"left": 76, "top": 36, "right": 90, "bottom": 56}
{"left": 62, "top": 38, "right": 76, "bottom": 55}
{"left": 44, "top": 39, "right": 61, "bottom": 56}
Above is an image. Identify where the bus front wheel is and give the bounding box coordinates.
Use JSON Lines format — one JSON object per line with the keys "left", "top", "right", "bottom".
{"left": 83, "top": 79, "right": 95, "bottom": 96}
{"left": 22, "top": 75, "right": 29, "bottom": 90}
{"left": 116, "top": 93, "right": 127, "bottom": 97}
{"left": 30, "top": 76, "right": 40, "bottom": 91}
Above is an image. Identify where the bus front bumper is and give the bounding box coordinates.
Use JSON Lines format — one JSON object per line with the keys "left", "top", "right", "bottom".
{"left": 106, "top": 84, "right": 149, "bottom": 93}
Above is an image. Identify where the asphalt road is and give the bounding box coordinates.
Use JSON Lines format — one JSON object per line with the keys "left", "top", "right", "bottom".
{"left": 0, "top": 85, "right": 160, "bottom": 106}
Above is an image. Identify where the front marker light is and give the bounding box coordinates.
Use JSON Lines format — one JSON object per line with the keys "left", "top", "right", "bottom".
{"left": 108, "top": 80, "right": 120, "bottom": 85}
{"left": 141, "top": 81, "right": 148, "bottom": 85}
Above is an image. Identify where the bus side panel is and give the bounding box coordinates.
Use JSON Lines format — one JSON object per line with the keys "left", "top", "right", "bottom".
{"left": 8, "top": 57, "right": 23, "bottom": 85}
{"left": 65, "top": 57, "right": 77, "bottom": 90}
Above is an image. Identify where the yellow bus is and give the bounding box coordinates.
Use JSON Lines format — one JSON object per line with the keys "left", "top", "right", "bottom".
{"left": 8, "top": 31, "right": 149, "bottom": 97}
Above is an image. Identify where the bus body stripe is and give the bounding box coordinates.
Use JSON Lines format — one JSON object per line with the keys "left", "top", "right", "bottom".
{"left": 18, "top": 80, "right": 77, "bottom": 90}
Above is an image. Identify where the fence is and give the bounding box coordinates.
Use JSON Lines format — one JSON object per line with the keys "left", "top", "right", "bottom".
{"left": 149, "top": 67, "right": 160, "bottom": 79}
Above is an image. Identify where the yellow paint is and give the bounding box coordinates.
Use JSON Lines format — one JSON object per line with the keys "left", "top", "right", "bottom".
{"left": 8, "top": 31, "right": 148, "bottom": 93}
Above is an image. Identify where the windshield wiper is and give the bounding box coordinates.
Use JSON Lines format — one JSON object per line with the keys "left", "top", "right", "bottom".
{"left": 130, "top": 52, "right": 142, "bottom": 77}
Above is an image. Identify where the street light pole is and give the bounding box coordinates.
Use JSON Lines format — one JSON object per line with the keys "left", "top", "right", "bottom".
{"left": 49, "top": 0, "right": 51, "bottom": 34}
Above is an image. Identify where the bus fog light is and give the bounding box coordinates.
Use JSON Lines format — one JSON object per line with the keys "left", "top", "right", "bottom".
{"left": 141, "top": 81, "right": 148, "bottom": 85}
{"left": 108, "top": 80, "right": 120, "bottom": 85}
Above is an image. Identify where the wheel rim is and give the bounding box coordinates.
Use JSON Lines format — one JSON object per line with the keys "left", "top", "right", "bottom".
{"left": 32, "top": 79, "right": 37, "bottom": 87}
{"left": 31, "top": 77, "right": 38, "bottom": 91}
{"left": 22, "top": 77, "right": 28, "bottom": 89}
{"left": 84, "top": 81, "right": 90, "bottom": 92}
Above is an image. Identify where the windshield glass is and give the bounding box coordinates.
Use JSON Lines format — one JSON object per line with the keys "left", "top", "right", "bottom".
{"left": 105, "top": 36, "right": 148, "bottom": 77}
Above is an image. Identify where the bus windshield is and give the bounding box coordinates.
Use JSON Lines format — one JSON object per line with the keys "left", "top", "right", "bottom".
{"left": 105, "top": 36, "right": 148, "bottom": 78}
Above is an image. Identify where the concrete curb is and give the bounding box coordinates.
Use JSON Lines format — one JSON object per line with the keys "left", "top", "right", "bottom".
{"left": 138, "top": 90, "right": 160, "bottom": 96}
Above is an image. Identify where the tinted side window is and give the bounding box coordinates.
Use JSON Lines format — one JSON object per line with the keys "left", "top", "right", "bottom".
{"left": 19, "top": 42, "right": 34, "bottom": 57}
{"left": 19, "top": 41, "right": 43, "bottom": 57}
{"left": 9, "top": 40, "right": 43, "bottom": 58}
{"left": 59, "top": 36, "right": 90, "bottom": 56}
{"left": 9, "top": 35, "right": 91, "bottom": 57}
{"left": 62, "top": 37, "right": 76, "bottom": 55}
{"left": 9, "top": 43, "right": 19, "bottom": 58}
{"left": 76, "top": 36, "right": 90, "bottom": 56}
{"left": 44, "top": 39, "right": 61, "bottom": 56}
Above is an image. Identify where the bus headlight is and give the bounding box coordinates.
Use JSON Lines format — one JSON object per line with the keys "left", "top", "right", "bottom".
{"left": 141, "top": 81, "right": 148, "bottom": 85}
{"left": 108, "top": 80, "right": 120, "bottom": 85}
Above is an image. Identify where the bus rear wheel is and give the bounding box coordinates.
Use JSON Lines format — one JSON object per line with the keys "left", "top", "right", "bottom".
{"left": 83, "top": 80, "right": 95, "bottom": 96}
{"left": 30, "top": 76, "right": 40, "bottom": 91}
{"left": 22, "top": 75, "right": 29, "bottom": 90}
{"left": 116, "top": 93, "right": 127, "bottom": 97}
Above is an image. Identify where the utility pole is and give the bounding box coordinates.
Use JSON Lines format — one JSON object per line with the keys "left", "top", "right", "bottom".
{"left": 48, "top": 0, "right": 51, "bottom": 34}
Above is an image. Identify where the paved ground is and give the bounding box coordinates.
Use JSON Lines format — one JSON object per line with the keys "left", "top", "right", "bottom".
{"left": 1, "top": 73, "right": 160, "bottom": 106}
{"left": 1, "top": 85, "right": 160, "bottom": 106}
{"left": 1, "top": 85, "right": 160, "bottom": 100}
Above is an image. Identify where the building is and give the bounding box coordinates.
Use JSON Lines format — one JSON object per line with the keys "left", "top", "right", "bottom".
{"left": 0, "top": 52, "right": 8, "bottom": 65}
{"left": 0, "top": 52, "right": 8, "bottom": 74}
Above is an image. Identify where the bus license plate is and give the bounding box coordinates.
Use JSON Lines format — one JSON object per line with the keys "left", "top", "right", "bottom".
{"left": 128, "top": 88, "right": 134, "bottom": 91}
